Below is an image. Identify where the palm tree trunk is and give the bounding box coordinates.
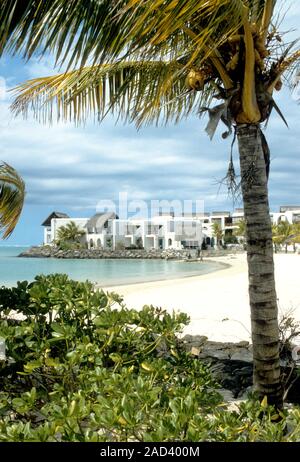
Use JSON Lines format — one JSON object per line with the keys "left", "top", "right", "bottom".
{"left": 236, "top": 124, "right": 282, "bottom": 407}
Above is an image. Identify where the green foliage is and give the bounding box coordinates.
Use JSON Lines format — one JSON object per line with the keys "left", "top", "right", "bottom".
{"left": 0, "top": 280, "right": 31, "bottom": 317}
{"left": 3, "top": 1, "right": 299, "bottom": 129}
{"left": 0, "top": 274, "right": 219, "bottom": 441}
{"left": 56, "top": 221, "right": 85, "bottom": 249}
{"left": 0, "top": 162, "right": 25, "bottom": 239}
{"left": 233, "top": 219, "right": 246, "bottom": 239}
{"left": 272, "top": 221, "right": 300, "bottom": 251}
{"left": 57, "top": 241, "right": 84, "bottom": 251}
{"left": 212, "top": 222, "right": 223, "bottom": 246}
{"left": 1, "top": 273, "right": 300, "bottom": 442}
{"left": 223, "top": 234, "right": 238, "bottom": 245}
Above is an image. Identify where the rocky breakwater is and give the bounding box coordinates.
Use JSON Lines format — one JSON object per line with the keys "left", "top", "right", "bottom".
{"left": 19, "top": 246, "right": 192, "bottom": 260}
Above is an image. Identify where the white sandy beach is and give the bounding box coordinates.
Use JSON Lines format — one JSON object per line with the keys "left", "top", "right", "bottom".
{"left": 102, "top": 253, "right": 300, "bottom": 343}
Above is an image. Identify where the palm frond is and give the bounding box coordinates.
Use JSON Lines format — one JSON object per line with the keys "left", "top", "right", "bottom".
{"left": 0, "top": 1, "right": 268, "bottom": 69}
{"left": 0, "top": 162, "right": 25, "bottom": 239}
{"left": 0, "top": 1, "right": 129, "bottom": 68}
{"left": 11, "top": 61, "right": 216, "bottom": 127}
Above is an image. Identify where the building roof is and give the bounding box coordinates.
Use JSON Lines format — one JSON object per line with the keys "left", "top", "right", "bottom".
{"left": 211, "top": 211, "right": 230, "bottom": 216}
{"left": 280, "top": 206, "right": 300, "bottom": 213}
{"left": 159, "top": 211, "right": 175, "bottom": 217}
{"left": 41, "top": 212, "right": 70, "bottom": 227}
{"left": 86, "top": 212, "right": 118, "bottom": 231}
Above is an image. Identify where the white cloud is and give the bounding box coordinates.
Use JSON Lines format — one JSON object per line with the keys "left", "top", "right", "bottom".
{"left": 0, "top": 5, "right": 299, "bottom": 222}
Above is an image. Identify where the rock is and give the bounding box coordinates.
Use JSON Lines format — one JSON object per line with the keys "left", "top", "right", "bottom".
{"left": 192, "top": 335, "right": 208, "bottom": 344}
{"left": 190, "top": 346, "right": 200, "bottom": 356}
{"left": 199, "top": 348, "right": 231, "bottom": 360}
{"left": 238, "top": 386, "right": 253, "bottom": 400}
{"left": 236, "top": 341, "right": 250, "bottom": 348}
{"left": 231, "top": 350, "right": 253, "bottom": 362}
{"left": 19, "top": 246, "right": 191, "bottom": 260}
{"left": 218, "top": 388, "right": 235, "bottom": 402}
{"left": 181, "top": 336, "right": 255, "bottom": 399}
{"left": 182, "top": 334, "right": 207, "bottom": 346}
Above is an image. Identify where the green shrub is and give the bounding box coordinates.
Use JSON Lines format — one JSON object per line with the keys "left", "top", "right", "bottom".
{"left": 57, "top": 241, "right": 84, "bottom": 251}
{"left": 0, "top": 280, "right": 31, "bottom": 317}
{"left": 0, "top": 274, "right": 220, "bottom": 442}
{"left": 0, "top": 274, "right": 300, "bottom": 442}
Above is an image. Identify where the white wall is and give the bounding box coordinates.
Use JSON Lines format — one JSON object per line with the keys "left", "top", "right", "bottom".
{"left": 43, "top": 226, "right": 52, "bottom": 245}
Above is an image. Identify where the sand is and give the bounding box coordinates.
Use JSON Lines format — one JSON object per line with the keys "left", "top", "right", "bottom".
{"left": 101, "top": 253, "right": 300, "bottom": 343}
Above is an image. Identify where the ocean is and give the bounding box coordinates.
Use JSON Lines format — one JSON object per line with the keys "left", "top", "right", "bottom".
{"left": 0, "top": 246, "right": 224, "bottom": 287}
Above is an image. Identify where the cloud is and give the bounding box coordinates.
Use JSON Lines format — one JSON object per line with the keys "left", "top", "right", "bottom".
{"left": 1, "top": 77, "right": 299, "bottom": 216}
{"left": 0, "top": 2, "right": 299, "bottom": 244}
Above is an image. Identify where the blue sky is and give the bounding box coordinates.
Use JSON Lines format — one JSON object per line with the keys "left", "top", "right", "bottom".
{"left": 0, "top": 1, "right": 300, "bottom": 246}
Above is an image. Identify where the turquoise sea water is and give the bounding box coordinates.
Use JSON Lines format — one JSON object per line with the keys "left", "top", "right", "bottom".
{"left": 0, "top": 246, "right": 224, "bottom": 287}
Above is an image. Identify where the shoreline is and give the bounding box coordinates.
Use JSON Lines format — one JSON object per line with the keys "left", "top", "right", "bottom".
{"left": 101, "top": 253, "right": 300, "bottom": 344}
{"left": 99, "top": 259, "right": 230, "bottom": 288}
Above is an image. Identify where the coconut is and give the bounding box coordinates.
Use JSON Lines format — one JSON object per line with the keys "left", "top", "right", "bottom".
{"left": 274, "top": 79, "right": 283, "bottom": 91}
{"left": 186, "top": 69, "right": 204, "bottom": 91}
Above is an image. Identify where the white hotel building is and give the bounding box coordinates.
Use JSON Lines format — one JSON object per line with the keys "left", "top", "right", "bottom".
{"left": 42, "top": 205, "right": 300, "bottom": 251}
{"left": 42, "top": 212, "right": 203, "bottom": 250}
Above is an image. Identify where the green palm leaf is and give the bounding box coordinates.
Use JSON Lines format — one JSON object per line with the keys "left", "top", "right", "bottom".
{"left": 3, "top": 1, "right": 299, "bottom": 126}
{"left": 11, "top": 61, "right": 215, "bottom": 126}
{"left": 0, "top": 162, "right": 25, "bottom": 239}
{"left": 0, "top": 1, "right": 246, "bottom": 68}
{"left": 57, "top": 221, "right": 85, "bottom": 243}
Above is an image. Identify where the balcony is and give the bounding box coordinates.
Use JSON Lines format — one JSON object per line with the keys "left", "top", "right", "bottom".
{"left": 146, "top": 225, "right": 162, "bottom": 236}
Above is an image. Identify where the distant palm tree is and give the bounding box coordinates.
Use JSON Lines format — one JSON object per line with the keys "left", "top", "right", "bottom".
{"left": 291, "top": 223, "right": 300, "bottom": 248}
{"left": 56, "top": 221, "right": 85, "bottom": 246}
{"left": 285, "top": 222, "right": 300, "bottom": 253}
{"left": 0, "top": 163, "right": 25, "bottom": 239}
{"left": 272, "top": 223, "right": 280, "bottom": 253}
{"left": 212, "top": 222, "right": 223, "bottom": 248}
{"left": 273, "top": 220, "right": 294, "bottom": 253}
{"left": 233, "top": 219, "right": 246, "bottom": 242}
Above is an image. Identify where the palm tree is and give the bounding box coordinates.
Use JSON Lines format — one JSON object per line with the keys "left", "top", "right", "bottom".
{"left": 273, "top": 220, "right": 294, "bottom": 253}
{"left": 273, "top": 221, "right": 300, "bottom": 253}
{"left": 56, "top": 221, "right": 85, "bottom": 246}
{"left": 212, "top": 222, "right": 223, "bottom": 248}
{"left": 0, "top": 163, "right": 25, "bottom": 239}
{"left": 1, "top": 0, "right": 299, "bottom": 406}
{"left": 272, "top": 223, "right": 281, "bottom": 253}
{"left": 233, "top": 218, "right": 246, "bottom": 243}
{"left": 291, "top": 223, "right": 300, "bottom": 251}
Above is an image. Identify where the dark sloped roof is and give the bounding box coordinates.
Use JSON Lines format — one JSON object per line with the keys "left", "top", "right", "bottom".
{"left": 41, "top": 212, "right": 70, "bottom": 227}
{"left": 86, "top": 212, "right": 118, "bottom": 231}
